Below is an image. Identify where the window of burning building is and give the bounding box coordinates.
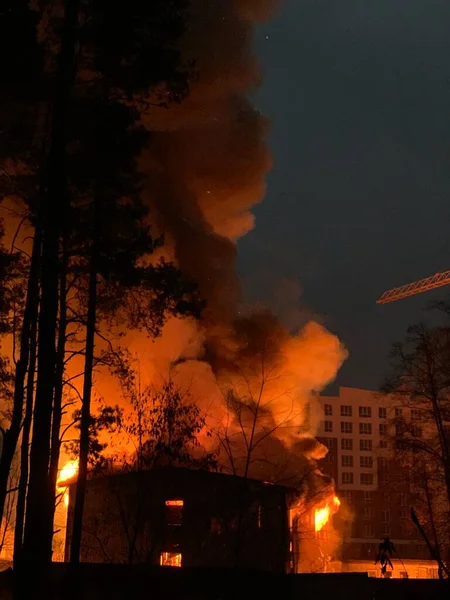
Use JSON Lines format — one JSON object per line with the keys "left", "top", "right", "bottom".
{"left": 165, "top": 500, "right": 184, "bottom": 526}
{"left": 379, "top": 407, "right": 387, "bottom": 419}
{"left": 324, "top": 420, "right": 333, "bottom": 433}
{"left": 340, "top": 405, "right": 352, "bottom": 417}
{"left": 324, "top": 404, "right": 333, "bottom": 416}
{"left": 363, "top": 491, "right": 372, "bottom": 503}
{"left": 160, "top": 552, "right": 182, "bottom": 567}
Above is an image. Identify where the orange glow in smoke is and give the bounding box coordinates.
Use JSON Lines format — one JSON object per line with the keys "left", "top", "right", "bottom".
{"left": 314, "top": 496, "right": 340, "bottom": 532}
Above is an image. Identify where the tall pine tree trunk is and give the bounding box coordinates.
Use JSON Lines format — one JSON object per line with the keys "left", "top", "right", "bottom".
{"left": 0, "top": 226, "right": 41, "bottom": 528}
{"left": 22, "top": 0, "right": 80, "bottom": 568}
{"left": 70, "top": 199, "right": 100, "bottom": 564}
{"left": 48, "top": 234, "right": 68, "bottom": 539}
{"left": 12, "top": 272, "right": 39, "bottom": 567}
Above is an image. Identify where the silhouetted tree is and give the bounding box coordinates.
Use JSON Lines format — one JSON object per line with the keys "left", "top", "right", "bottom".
{"left": 381, "top": 316, "right": 450, "bottom": 573}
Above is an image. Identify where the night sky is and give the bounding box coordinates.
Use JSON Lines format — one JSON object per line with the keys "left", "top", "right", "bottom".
{"left": 237, "top": 0, "right": 450, "bottom": 390}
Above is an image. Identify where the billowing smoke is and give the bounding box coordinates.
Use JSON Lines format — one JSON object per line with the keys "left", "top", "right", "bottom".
{"left": 101, "top": 0, "right": 347, "bottom": 491}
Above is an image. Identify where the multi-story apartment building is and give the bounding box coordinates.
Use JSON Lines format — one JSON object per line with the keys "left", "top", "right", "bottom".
{"left": 316, "top": 386, "right": 439, "bottom": 579}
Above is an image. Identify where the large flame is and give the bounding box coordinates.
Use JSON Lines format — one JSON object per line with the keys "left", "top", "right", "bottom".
{"left": 57, "top": 459, "right": 79, "bottom": 507}
{"left": 315, "top": 496, "right": 340, "bottom": 532}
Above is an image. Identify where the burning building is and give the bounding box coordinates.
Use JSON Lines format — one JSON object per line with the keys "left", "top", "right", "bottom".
{"left": 58, "top": 0, "right": 348, "bottom": 575}
{"left": 64, "top": 467, "right": 291, "bottom": 572}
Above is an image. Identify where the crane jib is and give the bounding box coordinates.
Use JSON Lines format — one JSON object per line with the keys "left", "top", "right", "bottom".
{"left": 377, "top": 271, "right": 450, "bottom": 304}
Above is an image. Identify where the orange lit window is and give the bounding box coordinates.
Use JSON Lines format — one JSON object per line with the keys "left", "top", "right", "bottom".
{"left": 160, "top": 552, "right": 182, "bottom": 567}
{"left": 165, "top": 499, "right": 184, "bottom": 525}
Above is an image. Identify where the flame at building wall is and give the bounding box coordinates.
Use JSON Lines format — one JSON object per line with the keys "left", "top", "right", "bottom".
{"left": 315, "top": 496, "right": 340, "bottom": 532}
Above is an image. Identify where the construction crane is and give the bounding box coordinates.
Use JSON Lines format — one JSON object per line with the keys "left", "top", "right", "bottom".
{"left": 377, "top": 270, "right": 450, "bottom": 304}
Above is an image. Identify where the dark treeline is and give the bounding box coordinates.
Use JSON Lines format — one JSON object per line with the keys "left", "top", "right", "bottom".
{"left": 0, "top": 0, "right": 202, "bottom": 578}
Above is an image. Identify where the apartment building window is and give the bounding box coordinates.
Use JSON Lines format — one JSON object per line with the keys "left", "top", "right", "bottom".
{"left": 363, "top": 524, "right": 373, "bottom": 538}
{"left": 363, "top": 491, "right": 372, "bottom": 503}
{"left": 411, "top": 409, "right": 421, "bottom": 420}
{"left": 324, "top": 420, "right": 333, "bottom": 433}
{"left": 341, "top": 421, "right": 352, "bottom": 434}
{"left": 381, "top": 509, "right": 390, "bottom": 523}
{"left": 379, "top": 457, "right": 387, "bottom": 471}
{"left": 360, "top": 439, "right": 372, "bottom": 451}
{"left": 398, "top": 493, "right": 407, "bottom": 507}
{"left": 395, "top": 408, "right": 403, "bottom": 417}
{"left": 383, "top": 492, "right": 391, "bottom": 502}
{"left": 360, "top": 473, "right": 374, "bottom": 485}
{"left": 341, "top": 438, "right": 353, "bottom": 451}
{"left": 321, "top": 438, "right": 334, "bottom": 450}
{"left": 400, "top": 509, "right": 408, "bottom": 519}
{"left": 342, "top": 472, "right": 353, "bottom": 484}
{"left": 379, "top": 440, "right": 388, "bottom": 449}
{"left": 359, "top": 406, "right": 371, "bottom": 418}
{"left": 324, "top": 404, "right": 333, "bottom": 416}
{"left": 411, "top": 425, "right": 422, "bottom": 438}
{"left": 359, "top": 422, "right": 372, "bottom": 435}
{"left": 341, "top": 405, "right": 352, "bottom": 417}
{"left": 363, "top": 507, "right": 372, "bottom": 519}
{"left": 341, "top": 455, "right": 353, "bottom": 467}
{"left": 341, "top": 490, "right": 353, "bottom": 503}
{"left": 382, "top": 525, "right": 391, "bottom": 537}
{"left": 379, "top": 423, "right": 387, "bottom": 436}
{"left": 379, "top": 407, "right": 387, "bottom": 419}
{"left": 360, "top": 456, "right": 373, "bottom": 468}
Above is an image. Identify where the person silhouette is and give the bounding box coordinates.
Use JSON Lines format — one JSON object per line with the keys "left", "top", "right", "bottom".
{"left": 375, "top": 537, "right": 395, "bottom": 575}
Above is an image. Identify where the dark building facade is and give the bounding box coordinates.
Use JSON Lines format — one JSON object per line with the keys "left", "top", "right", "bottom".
{"left": 65, "top": 467, "right": 290, "bottom": 572}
